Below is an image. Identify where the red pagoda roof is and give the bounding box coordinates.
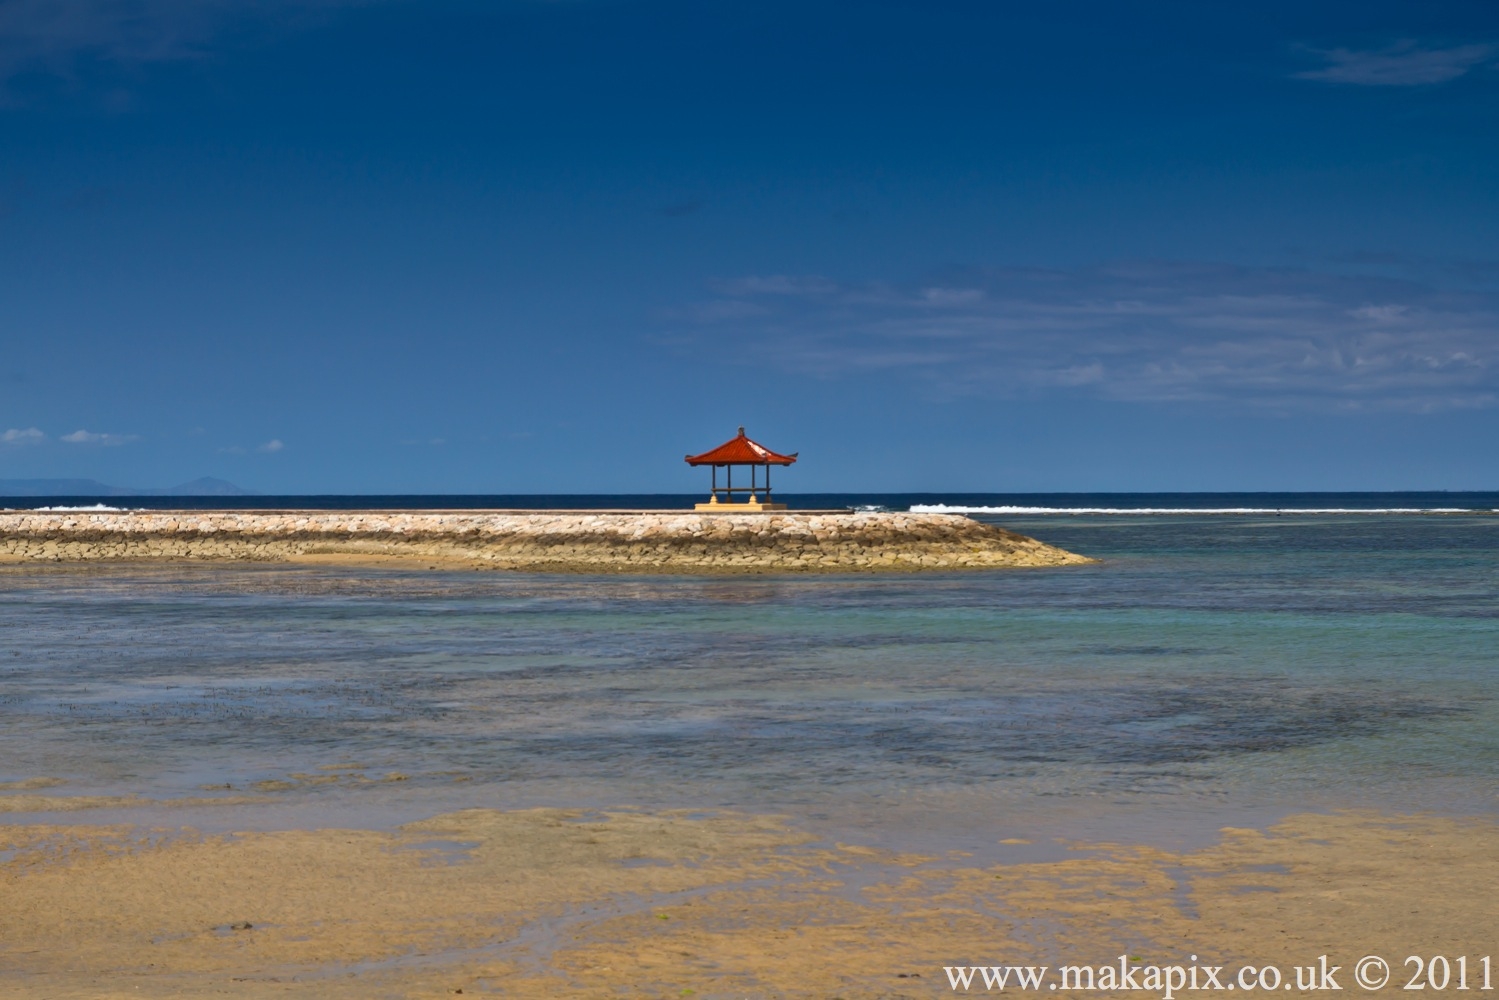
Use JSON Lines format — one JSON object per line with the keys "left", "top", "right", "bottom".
{"left": 685, "top": 427, "right": 798, "bottom": 466}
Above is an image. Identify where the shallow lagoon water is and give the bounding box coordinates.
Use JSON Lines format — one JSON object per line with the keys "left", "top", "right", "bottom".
{"left": 2, "top": 514, "right": 1496, "bottom": 853}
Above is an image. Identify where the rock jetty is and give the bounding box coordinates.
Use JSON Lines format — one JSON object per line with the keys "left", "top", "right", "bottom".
{"left": 0, "top": 510, "right": 1090, "bottom": 572}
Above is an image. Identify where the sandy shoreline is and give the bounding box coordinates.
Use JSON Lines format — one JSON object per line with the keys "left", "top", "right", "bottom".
{"left": 0, "top": 509, "right": 1091, "bottom": 572}
{"left": 1, "top": 794, "right": 1492, "bottom": 999}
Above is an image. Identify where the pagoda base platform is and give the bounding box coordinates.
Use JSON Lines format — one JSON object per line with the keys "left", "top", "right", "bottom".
{"left": 695, "top": 501, "right": 788, "bottom": 512}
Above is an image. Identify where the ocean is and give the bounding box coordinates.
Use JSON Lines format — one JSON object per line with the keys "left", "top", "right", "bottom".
{"left": 8, "top": 490, "right": 1499, "bottom": 512}
{"left": 2, "top": 495, "right": 1496, "bottom": 857}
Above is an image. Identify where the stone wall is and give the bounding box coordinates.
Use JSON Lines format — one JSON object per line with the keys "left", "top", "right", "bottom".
{"left": 0, "top": 510, "right": 1091, "bottom": 572}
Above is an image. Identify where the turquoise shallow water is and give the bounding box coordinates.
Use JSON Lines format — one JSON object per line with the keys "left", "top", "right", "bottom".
{"left": 1, "top": 514, "right": 1495, "bottom": 850}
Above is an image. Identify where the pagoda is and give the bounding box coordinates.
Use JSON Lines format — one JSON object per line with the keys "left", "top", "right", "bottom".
{"left": 685, "top": 427, "right": 797, "bottom": 511}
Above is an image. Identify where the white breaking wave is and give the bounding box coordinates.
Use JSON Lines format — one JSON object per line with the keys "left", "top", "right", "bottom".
{"left": 910, "top": 504, "right": 1481, "bottom": 515}
{"left": 34, "top": 504, "right": 124, "bottom": 512}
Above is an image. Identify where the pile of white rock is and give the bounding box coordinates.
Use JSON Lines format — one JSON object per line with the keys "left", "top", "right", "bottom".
{"left": 0, "top": 510, "right": 1091, "bottom": 572}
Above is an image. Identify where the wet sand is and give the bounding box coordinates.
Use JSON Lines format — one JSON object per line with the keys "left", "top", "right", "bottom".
{"left": 1, "top": 793, "right": 1493, "bottom": 999}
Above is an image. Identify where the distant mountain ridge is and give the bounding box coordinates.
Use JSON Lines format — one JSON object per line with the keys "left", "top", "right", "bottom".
{"left": 0, "top": 477, "right": 255, "bottom": 497}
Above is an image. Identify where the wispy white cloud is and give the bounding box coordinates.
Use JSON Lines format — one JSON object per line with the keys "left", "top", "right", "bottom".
{"left": 0, "top": 0, "right": 375, "bottom": 88}
{"left": 1294, "top": 41, "right": 1494, "bottom": 86}
{"left": 671, "top": 261, "right": 1499, "bottom": 411}
{"left": 1, "top": 426, "right": 46, "bottom": 445}
{"left": 61, "top": 428, "right": 137, "bottom": 445}
{"left": 709, "top": 275, "right": 841, "bottom": 297}
{"left": 217, "top": 439, "right": 283, "bottom": 454}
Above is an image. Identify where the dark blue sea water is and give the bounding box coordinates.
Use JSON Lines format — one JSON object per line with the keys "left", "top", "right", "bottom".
{"left": 8, "top": 490, "right": 1499, "bottom": 512}
{"left": 1, "top": 502, "right": 1496, "bottom": 852}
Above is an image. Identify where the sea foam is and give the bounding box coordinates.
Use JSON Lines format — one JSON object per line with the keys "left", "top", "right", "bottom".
{"left": 33, "top": 504, "right": 124, "bottom": 512}
{"left": 910, "top": 504, "right": 1480, "bottom": 515}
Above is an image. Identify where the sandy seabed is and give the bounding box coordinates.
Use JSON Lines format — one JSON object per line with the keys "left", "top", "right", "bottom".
{"left": 1, "top": 789, "right": 1494, "bottom": 999}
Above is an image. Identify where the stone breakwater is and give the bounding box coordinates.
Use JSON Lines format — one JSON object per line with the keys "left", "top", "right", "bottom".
{"left": 0, "top": 510, "right": 1090, "bottom": 572}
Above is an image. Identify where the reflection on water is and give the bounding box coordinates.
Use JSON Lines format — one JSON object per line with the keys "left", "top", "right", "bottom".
{"left": 1, "top": 515, "right": 1496, "bottom": 845}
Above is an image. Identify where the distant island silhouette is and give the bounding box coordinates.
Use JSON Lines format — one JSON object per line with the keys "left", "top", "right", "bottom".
{"left": 0, "top": 477, "right": 255, "bottom": 497}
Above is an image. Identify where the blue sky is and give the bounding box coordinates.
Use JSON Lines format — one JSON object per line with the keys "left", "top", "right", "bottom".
{"left": 1, "top": 0, "right": 1496, "bottom": 493}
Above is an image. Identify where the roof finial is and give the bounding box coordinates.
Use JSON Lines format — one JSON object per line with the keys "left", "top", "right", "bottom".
{"left": 737, "top": 426, "right": 745, "bottom": 436}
